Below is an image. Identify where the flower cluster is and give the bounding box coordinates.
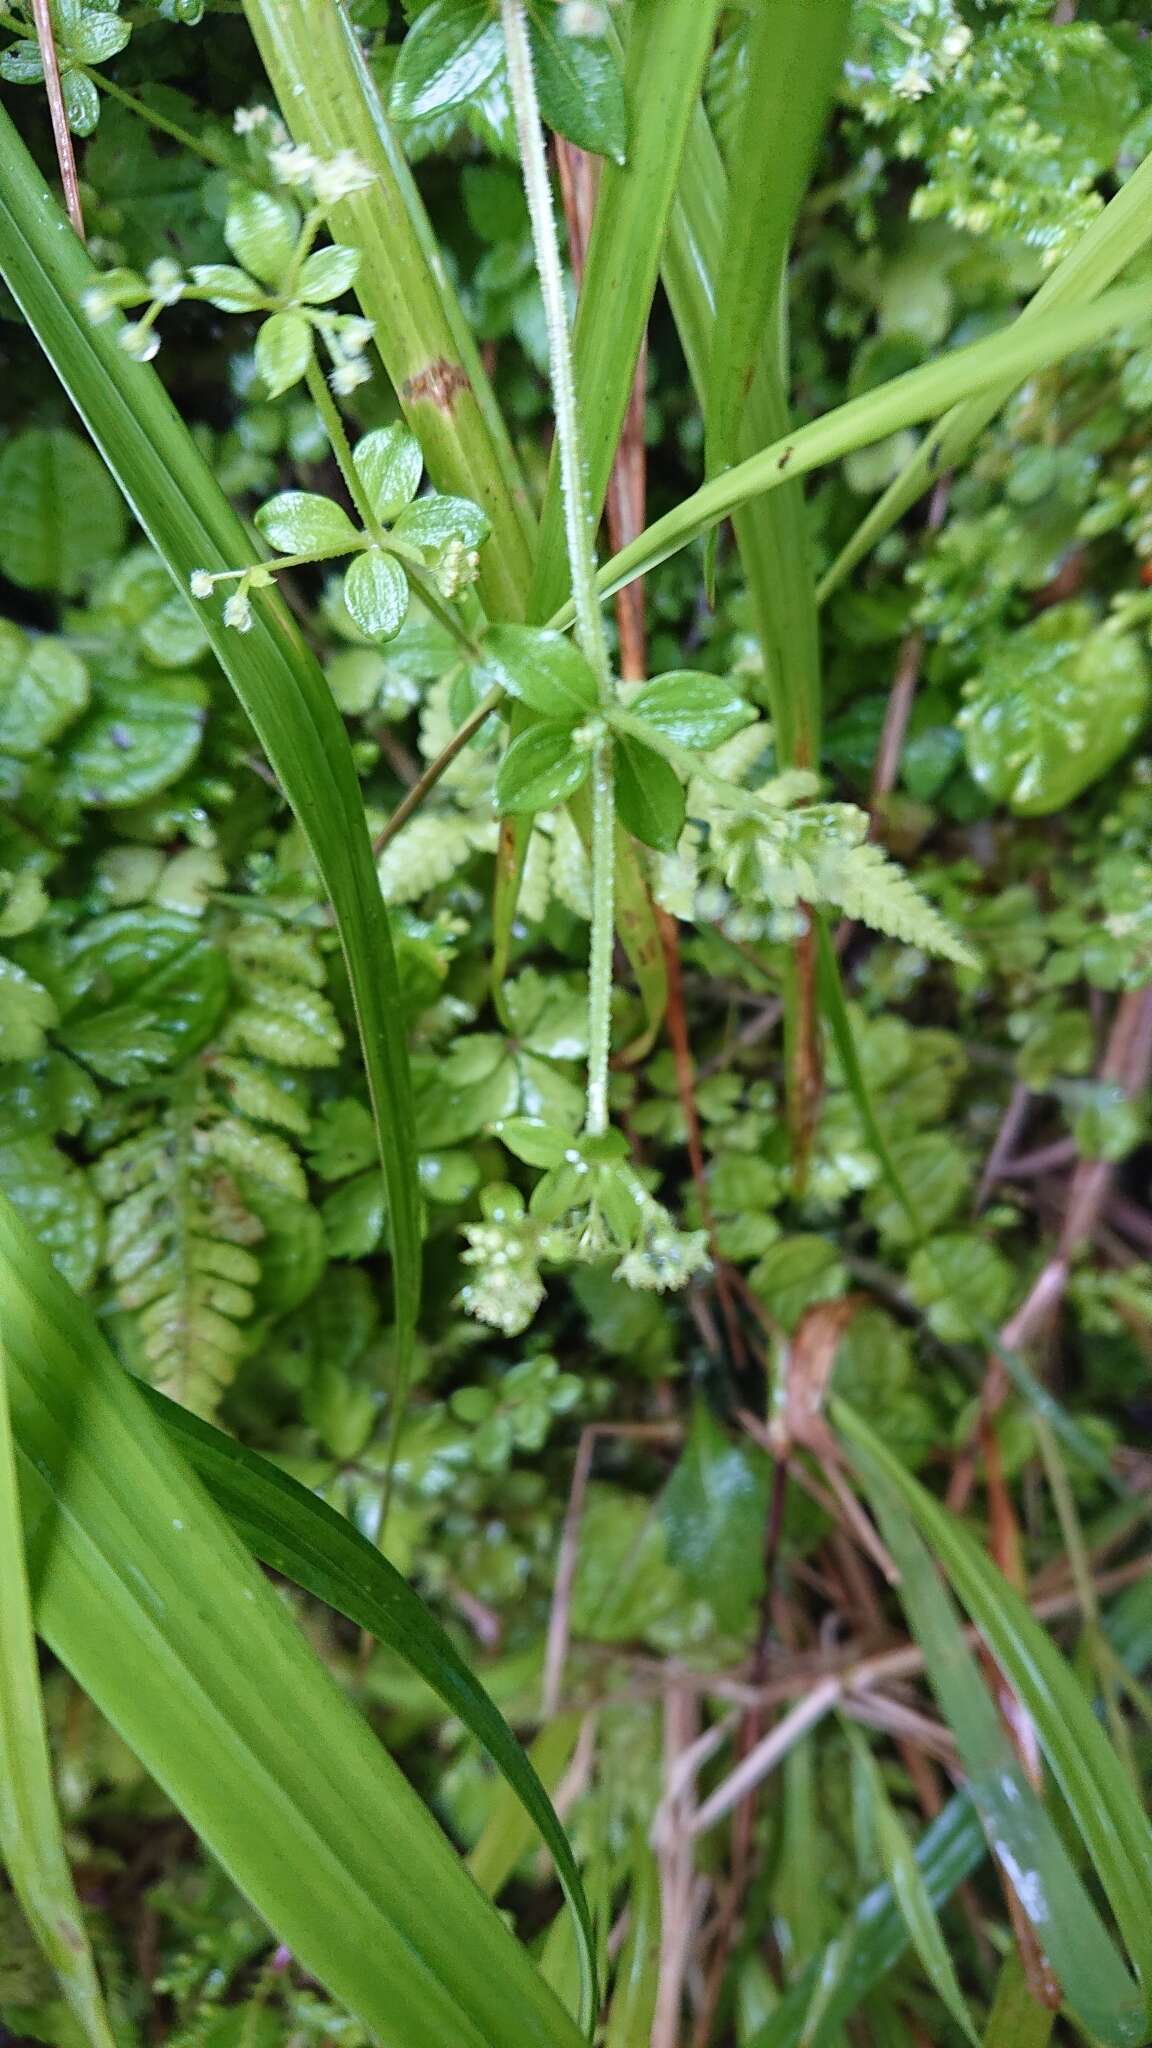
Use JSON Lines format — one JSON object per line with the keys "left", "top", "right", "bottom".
{"left": 459, "top": 1123, "right": 711, "bottom": 1335}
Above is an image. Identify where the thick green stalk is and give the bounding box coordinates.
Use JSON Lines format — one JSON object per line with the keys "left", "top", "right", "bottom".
{"left": 501, "top": 0, "right": 616, "bottom": 1135}
{"left": 242, "top": 0, "right": 536, "bottom": 621}
{"left": 530, "top": 0, "right": 722, "bottom": 621}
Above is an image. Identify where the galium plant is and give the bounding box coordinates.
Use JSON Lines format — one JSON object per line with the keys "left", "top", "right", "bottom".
{"left": 2, "top": 0, "right": 1152, "bottom": 2044}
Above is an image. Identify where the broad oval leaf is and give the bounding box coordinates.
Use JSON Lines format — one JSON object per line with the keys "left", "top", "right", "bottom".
{"left": 614, "top": 734, "right": 685, "bottom": 853}
{"left": 0, "top": 632, "right": 89, "bottom": 757}
{"left": 496, "top": 723, "right": 591, "bottom": 814}
{"left": 223, "top": 185, "right": 301, "bottom": 288}
{"left": 62, "top": 671, "right": 207, "bottom": 808}
{"left": 494, "top": 1117, "right": 573, "bottom": 1168}
{"left": 395, "top": 494, "right": 491, "bottom": 552}
{"left": 0, "top": 428, "right": 125, "bottom": 594}
{"left": 629, "top": 672, "right": 752, "bottom": 751}
{"left": 353, "top": 424, "right": 424, "bottom": 522}
{"left": 297, "top": 243, "right": 362, "bottom": 304}
{"left": 389, "top": 0, "right": 504, "bottom": 122}
{"left": 959, "top": 604, "right": 1150, "bottom": 816}
{"left": 190, "top": 262, "right": 267, "bottom": 312}
{"left": 343, "top": 548, "right": 410, "bottom": 641}
{"left": 256, "top": 491, "right": 360, "bottom": 556}
{"left": 480, "top": 625, "right": 599, "bottom": 721}
{"left": 255, "top": 311, "right": 312, "bottom": 398}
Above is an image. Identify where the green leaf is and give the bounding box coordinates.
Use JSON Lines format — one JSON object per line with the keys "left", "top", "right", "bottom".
{"left": 389, "top": 0, "right": 504, "bottom": 122}
{"left": 528, "top": 9, "right": 626, "bottom": 164}
{"left": 1, "top": 1196, "right": 585, "bottom": 2048}
{"left": 863, "top": 1134, "right": 969, "bottom": 1248}
{"left": 343, "top": 549, "right": 410, "bottom": 640}
{"left": 56, "top": 908, "right": 230, "bottom": 1085}
{"left": 68, "top": 8, "right": 130, "bottom": 63}
{"left": 981, "top": 1956, "right": 1055, "bottom": 2048}
{"left": 836, "top": 1402, "right": 1152, "bottom": 2048}
{"left": 480, "top": 625, "right": 599, "bottom": 720}
{"left": 297, "top": 243, "right": 361, "bottom": 303}
{"left": 0, "top": 1326, "right": 115, "bottom": 2048}
{"left": 255, "top": 311, "right": 313, "bottom": 398}
{"left": 906, "top": 1234, "right": 1014, "bottom": 1345}
{"left": 0, "top": 633, "right": 89, "bottom": 757}
{"left": 223, "top": 185, "right": 301, "bottom": 287}
{"left": 613, "top": 733, "right": 685, "bottom": 854}
{"left": 750, "top": 1234, "right": 845, "bottom": 1331}
{"left": 395, "top": 493, "right": 490, "bottom": 552}
{"left": 496, "top": 723, "right": 591, "bottom": 814}
{"left": 495, "top": 1117, "right": 573, "bottom": 1168}
{"left": 62, "top": 671, "right": 207, "bottom": 807}
{"left": 0, "top": 960, "right": 58, "bottom": 1063}
{"left": 704, "top": 0, "right": 849, "bottom": 520}
{"left": 0, "top": 1138, "right": 101, "bottom": 1295}
{"left": 658, "top": 1402, "right": 769, "bottom": 1635}
{"left": 0, "top": 428, "right": 126, "bottom": 594}
{"left": 189, "top": 262, "right": 268, "bottom": 312}
{"left": 353, "top": 424, "right": 424, "bottom": 521}
{"left": 846, "top": 1728, "right": 979, "bottom": 2048}
{"left": 959, "top": 606, "right": 1150, "bottom": 816}
{"left": 628, "top": 672, "right": 752, "bottom": 752}
{"left": 255, "top": 490, "right": 360, "bottom": 555}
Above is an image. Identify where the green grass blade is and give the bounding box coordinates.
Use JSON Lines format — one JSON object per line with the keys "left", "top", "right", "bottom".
{"left": 748, "top": 1795, "right": 987, "bottom": 2048}
{"left": 846, "top": 1725, "right": 979, "bottom": 2048}
{"left": 564, "top": 286, "right": 1152, "bottom": 617}
{"left": 982, "top": 1956, "right": 1056, "bottom": 2048}
{"left": 662, "top": 103, "right": 823, "bottom": 768}
{"left": 2, "top": 1195, "right": 585, "bottom": 2048}
{"left": 704, "top": 0, "right": 848, "bottom": 566}
{"left": 242, "top": 0, "right": 537, "bottom": 622}
{"left": 136, "top": 1383, "right": 597, "bottom": 2028}
{"left": 0, "top": 1327, "right": 115, "bottom": 2048}
{"left": 530, "top": 0, "right": 721, "bottom": 620}
{"left": 0, "top": 101, "right": 421, "bottom": 1373}
{"left": 836, "top": 1402, "right": 1151, "bottom": 2046}
{"left": 820, "top": 146, "right": 1152, "bottom": 602}
{"left": 604, "top": 1837, "right": 660, "bottom": 2048}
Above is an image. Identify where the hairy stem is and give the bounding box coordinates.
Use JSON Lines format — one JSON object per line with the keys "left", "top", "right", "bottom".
{"left": 501, "top": 0, "right": 615, "bottom": 1133}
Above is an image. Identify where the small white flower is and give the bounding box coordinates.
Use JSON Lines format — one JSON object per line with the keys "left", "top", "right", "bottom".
{"left": 146, "top": 257, "right": 185, "bottom": 306}
{"left": 330, "top": 357, "right": 372, "bottom": 396}
{"left": 269, "top": 141, "right": 320, "bottom": 189}
{"left": 189, "top": 570, "right": 215, "bottom": 600}
{"left": 559, "top": 0, "right": 606, "bottom": 34}
{"left": 118, "top": 322, "right": 161, "bottom": 362}
{"left": 81, "top": 283, "right": 118, "bottom": 325}
{"left": 312, "top": 150, "right": 376, "bottom": 205}
{"left": 435, "top": 538, "right": 481, "bottom": 599}
{"left": 233, "top": 103, "right": 273, "bottom": 135}
{"left": 223, "top": 590, "right": 253, "bottom": 632}
{"left": 895, "top": 65, "right": 932, "bottom": 99}
{"left": 339, "top": 316, "right": 375, "bottom": 356}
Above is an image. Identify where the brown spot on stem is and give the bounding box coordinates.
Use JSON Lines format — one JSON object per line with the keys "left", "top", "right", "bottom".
{"left": 402, "top": 358, "right": 471, "bottom": 414}
{"left": 777, "top": 445, "right": 795, "bottom": 471}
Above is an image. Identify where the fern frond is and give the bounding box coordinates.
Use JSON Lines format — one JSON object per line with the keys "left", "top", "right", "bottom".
{"left": 376, "top": 812, "right": 497, "bottom": 904}
{"left": 821, "top": 836, "right": 978, "bottom": 967}
{"left": 226, "top": 919, "right": 343, "bottom": 1067}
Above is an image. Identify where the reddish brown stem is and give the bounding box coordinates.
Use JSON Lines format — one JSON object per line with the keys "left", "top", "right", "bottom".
{"left": 32, "top": 0, "right": 85, "bottom": 238}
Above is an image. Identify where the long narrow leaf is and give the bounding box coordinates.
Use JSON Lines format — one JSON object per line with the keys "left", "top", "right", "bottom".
{"left": 749, "top": 1795, "right": 987, "bottom": 2048}
{"left": 0, "top": 1328, "right": 114, "bottom": 2048}
{"left": 0, "top": 102, "right": 421, "bottom": 1375}
{"left": 836, "top": 1402, "right": 1151, "bottom": 2047}
{"left": 531, "top": 0, "right": 721, "bottom": 620}
{"left": 982, "top": 1957, "right": 1056, "bottom": 2048}
{"left": 820, "top": 146, "right": 1152, "bottom": 601}
{"left": 565, "top": 287, "right": 1152, "bottom": 617}
{"left": 137, "top": 1382, "right": 597, "bottom": 2027}
{"left": 846, "top": 1724, "right": 979, "bottom": 2047}
{"left": 2, "top": 1195, "right": 584, "bottom": 2048}
{"left": 242, "top": 0, "right": 537, "bottom": 622}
